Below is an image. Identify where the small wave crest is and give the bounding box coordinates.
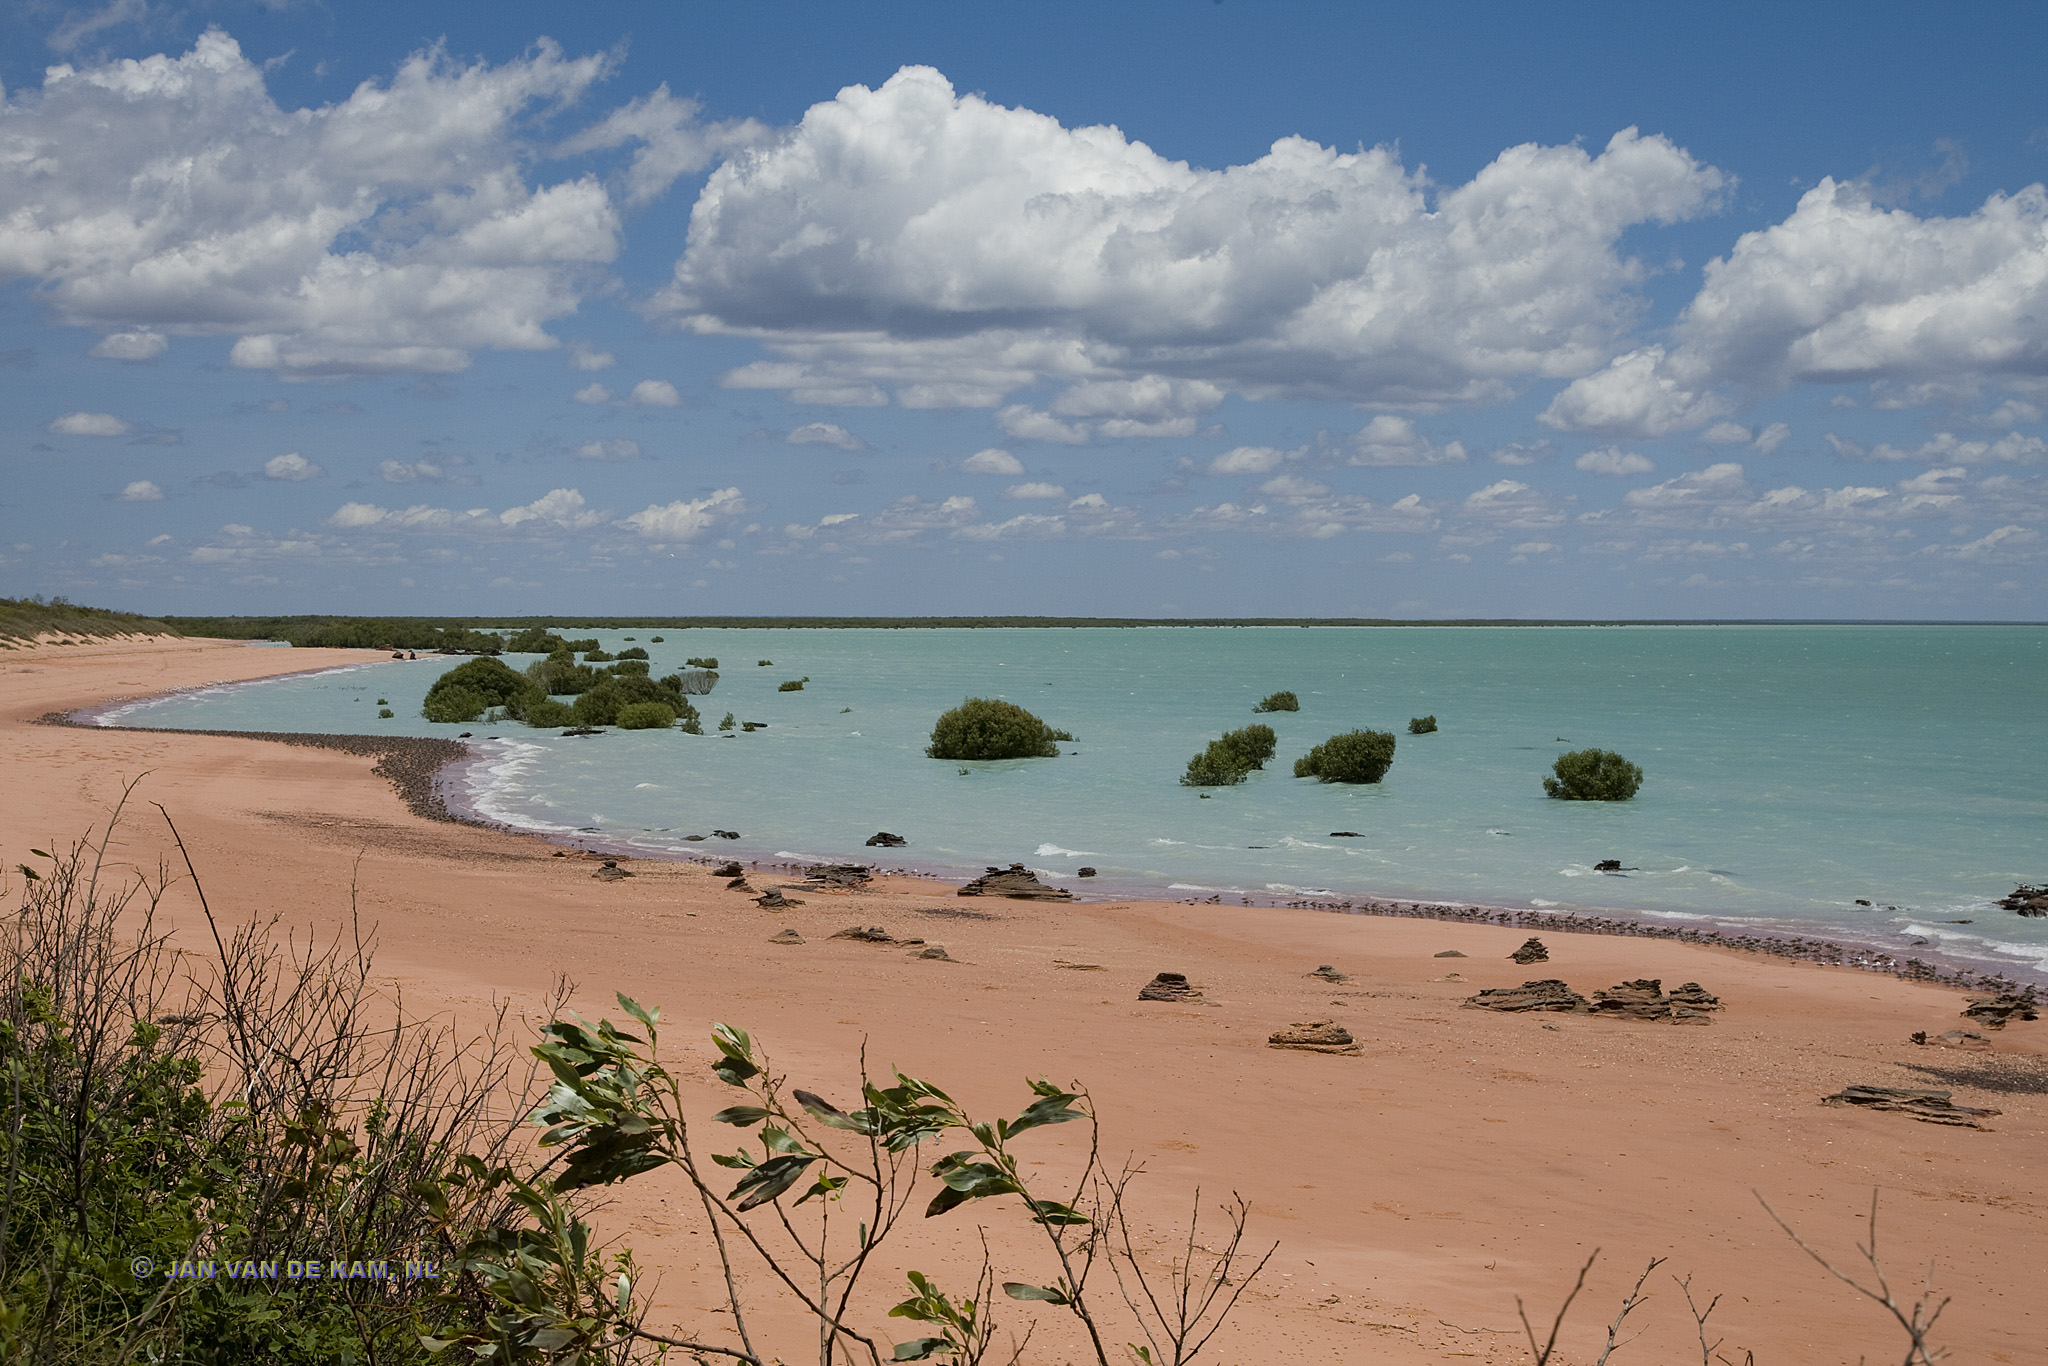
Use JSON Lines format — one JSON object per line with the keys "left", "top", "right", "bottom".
{"left": 1035, "top": 843, "right": 1098, "bottom": 858}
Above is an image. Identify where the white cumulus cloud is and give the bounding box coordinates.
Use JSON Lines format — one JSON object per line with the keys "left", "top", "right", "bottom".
{"left": 573, "top": 383, "right": 613, "bottom": 404}
{"left": 996, "top": 406, "right": 1089, "bottom": 444}
{"left": 118, "top": 479, "right": 163, "bottom": 501}
{"left": 90, "top": 330, "right": 166, "bottom": 361}
{"left": 575, "top": 439, "right": 642, "bottom": 462}
{"left": 0, "top": 32, "right": 644, "bottom": 376}
{"left": 1575, "top": 446, "right": 1655, "bottom": 476}
{"left": 1347, "top": 414, "right": 1466, "bottom": 466}
{"left": 787, "top": 422, "right": 864, "bottom": 450}
{"left": 1003, "top": 482, "right": 1066, "bottom": 500}
{"left": 664, "top": 67, "right": 1726, "bottom": 411}
{"left": 620, "top": 488, "right": 745, "bottom": 540}
{"left": 263, "top": 452, "right": 323, "bottom": 480}
{"left": 629, "top": 379, "right": 681, "bottom": 407}
{"left": 50, "top": 411, "right": 131, "bottom": 436}
{"left": 961, "top": 448, "right": 1025, "bottom": 475}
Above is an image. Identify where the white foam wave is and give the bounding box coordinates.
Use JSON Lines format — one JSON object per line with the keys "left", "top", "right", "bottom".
{"left": 1276, "top": 836, "right": 1336, "bottom": 850}
{"left": 1035, "top": 843, "right": 1099, "bottom": 858}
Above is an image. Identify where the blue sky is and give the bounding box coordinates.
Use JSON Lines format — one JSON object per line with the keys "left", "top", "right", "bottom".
{"left": 3, "top": 0, "right": 2046, "bottom": 619}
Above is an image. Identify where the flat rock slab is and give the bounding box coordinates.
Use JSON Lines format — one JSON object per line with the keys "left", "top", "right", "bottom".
{"left": 914, "top": 945, "right": 954, "bottom": 961}
{"left": 830, "top": 925, "right": 895, "bottom": 943}
{"left": 1962, "top": 989, "right": 2040, "bottom": 1028}
{"left": 1588, "top": 978, "right": 1723, "bottom": 1023}
{"left": 769, "top": 929, "right": 804, "bottom": 945}
{"left": 1464, "top": 979, "right": 1587, "bottom": 1012}
{"left": 1139, "top": 971, "right": 1203, "bottom": 1002}
{"left": 1911, "top": 1029, "right": 1991, "bottom": 1050}
{"left": 1509, "top": 937, "right": 1550, "bottom": 965}
{"left": 1268, "top": 1020, "right": 1360, "bottom": 1054}
{"left": 1995, "top": 883, "right": 2047, "bottom": 916}
{"left": 592, "top": 862, "right": 633, "bottom": 882}
{"left": 801, "top": 863, "right": 873, "bottom": 889}
{"left": 957, "top": 863, "right": 1074, "bottom": 901}
{"left": 754, "top": 889, "right": 805, "bottom": 909}
{"left": 1309, "top": 964, "right": 1349, "bottom": 982}
{"left": 1821, "top": 1085, "right": 2002, "bottom": 1127}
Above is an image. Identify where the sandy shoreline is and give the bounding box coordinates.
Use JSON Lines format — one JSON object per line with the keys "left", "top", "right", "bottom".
{"left": 5, "top": 636, "right": 2044, "bottom": 1363}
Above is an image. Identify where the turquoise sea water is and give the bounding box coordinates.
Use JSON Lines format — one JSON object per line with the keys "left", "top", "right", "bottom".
{"left": 98, "top": 626, "right": 2048, "bottom": 981}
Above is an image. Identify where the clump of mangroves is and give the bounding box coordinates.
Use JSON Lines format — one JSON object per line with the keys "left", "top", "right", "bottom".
{"left": 422, "top": 630, "right": 714, "bottom": 731}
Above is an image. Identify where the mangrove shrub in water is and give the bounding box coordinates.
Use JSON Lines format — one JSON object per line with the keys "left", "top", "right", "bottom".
{"left": 927, "top": 697, "right": 1064, "bottom": 760}
{"left": 615, "top": 701, "right": 677, "bottom": 730}
{"left": 1293, "top": 729, "right": 1397, "bottom": 784}
{"left": 1181, "top": 724, "right": 1280, "bottom": 787}
{"left": 1544, "top": 748, "right": 1643, "bottom": 801}
{"left": 422, "top": 656, "right": 530, "bottom": 723}
{"left": 1252, "top": 690, "right": 1299, "bottom": 713}
{"left": 1408, "top": 715, "right": 1438, "bottom": 734}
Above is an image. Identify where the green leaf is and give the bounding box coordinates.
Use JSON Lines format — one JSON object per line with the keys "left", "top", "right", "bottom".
{"left": 760, "top": 1125, "right": 809, "bottom": 1156}
{"left": 1006, "top": 1091, "right": 1081, "bottom": 1136}
{"left": 711, "top": 1055, "right": 760, "bottom": 1087}
{"left": 711, "top": 1022, "right": 755, "bottom": 1063}
{"left": 794, "top": 1088, "right": 869, "bottom": 1131}
{"left": 794, "top": 1173, "right": 848, "bottom": 1206}
{"left": 729, "top": 1152, "right": 818, "bottom": 1211}
{"left": 1026, "top": 1199, "right": 1090, "bottom": 1227}
{"left": 616, "top": 992, "right": 660, "bottom": 1032}
{"left": 1003, "top": 1282, "right": 1070, "bottom": 1304}
{"left": 710, "top": 1106, "right": 769, "bottom": 1127}
{"left": 710, "top": 1150, "right": 756, "bottom": 1169}
{"left": 893, "top": 1339, "right": 950, "bottom": 1361}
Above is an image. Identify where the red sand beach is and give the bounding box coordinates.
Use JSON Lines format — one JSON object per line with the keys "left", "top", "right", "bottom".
{"left": 3, "top": 636, "right": 2042, "bottom": 1363}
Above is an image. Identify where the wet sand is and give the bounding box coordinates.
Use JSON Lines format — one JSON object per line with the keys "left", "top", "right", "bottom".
{"left": 3, "top": 636, "right": 2043, "bottom": 1363}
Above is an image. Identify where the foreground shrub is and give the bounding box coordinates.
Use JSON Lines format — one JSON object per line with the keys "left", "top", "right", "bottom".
{"left": 609, "top": 658, "right": 651, "bottom": 676}
{"left": 572, "top": 675, "right": 703, "bottom": 732}
{"left": 927, "top": 697, "right": 1063, "bottom": 760}
{"left": 616, "top": 646, "right": 650, "bottom": 661}
{"left": 615, "top": 701, "right": 677, "bottom": 730}
{"left": 1294, "top": 729, "right": 1397, "bottom": 783}
{"left": 1252, "top": 690, "right": 1299, "bottom": 713}
{"left": 583, "top": 649, "right": 614, "bottom": 662}
{"left": 1181, "top": 724, "right": 1280, "bottom": 787}
{"left": 1545, "top": 747, "right": 1644, "bottom": 801}
{"left": 422, "top": 656, "right": 530, "bottom": 722}
{"left": 718, "top": 711, "right": 735, "bottom": 731}
{"left": 777, "top": 679, "right": 804, "bottom": 691}
{"left": 525, "top": 653, "right": 597, "bottom": 696}
{"left": 1408, "top": 715, "right": 1438, "bottom": 734}
{"left": 523, "top": 696, "right": 577, "bottom": 727}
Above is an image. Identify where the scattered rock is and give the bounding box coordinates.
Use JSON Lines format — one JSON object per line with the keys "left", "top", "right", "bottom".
{"left": 1854, "top": 898, "right": 1872, "bottom": 907}
{"left": 1435, "top": 972, "right": 1466, "bottom": 982}
{"left": 1911, "top": 1029, "right": 1990, "bottom": 1050}
{"left": 958, "top": 863, "right": 1073, "bottom": 901}
{"left": 1308, "top": 964, "right": 1349, "bottom": 982}
{"left": 1138, "top": 971, "right": 1203, "bottom": 1002}
{"left": 726, "top": 877, "right": 751, "bottom": 890}
{"left": 1820, "top": 1085, "right": 2001, "bottom": 1127}
{"left": 683, "top": 835, "right": 706, "bottom": 841}
{"left": 1433, "top": 950, "right": 1466, "bottom": 958}
{"left": 1329, "top": 831, "right": 1361, "bottom": 838}
{"left": 802, "top": 863, "right": 874, "bottom": 889}
{"left": 1267, "top": 1020, "right": 1360, "bottom": 1054}
{"left": 592, "top": 860, "right": 633, "bottom": 882}
{"left": 713, "top": 829, "right": 741, "bottom": 839}
{"left": 1587, "top": 978, "right": 1721, "bottom": 1024}
{"left": 1463, "top": 979, "right": 1587, "bottom": 1013}
{"left": 915, "top": 945, "right": 954, "bottom": 961}
{"left": 1961, "top": 988, "right": 2039, "bottom": 1029}
{"left": 769, "top": 929, "right": 805, "bottom": 945}
{"left": 1054, "top": 960, "right": 1106, "bottom": 971}
{"left": 1509, "top": 937, "right": 1550, "bottom": 965}
{"left": 1077, "top": 866, "right": 1097, "bottom": 878}
{"left": 1996, "top": 883, "right": 2048, "bottom": 916}
{"left": 561, "top": 727, "right": 604, "bottom": 737}
{"left": 865, "top": 831, "right": 908, "bottom": 847}
{"left": 712, "top": 861, "right": 745, "bottom": 878}
{"left": 754, "top": 889, "right": 805, "bottom": 909}
{"left": 830, "top": 925, "right": 894, "bottom": 943}
{"left": 1594, "top": 859, "right": 1622, "bottom": 872}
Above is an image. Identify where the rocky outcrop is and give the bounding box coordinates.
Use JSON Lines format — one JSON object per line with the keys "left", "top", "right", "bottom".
{"left": 1509, "top": 938, "right": 1550, "bottom": 965}
{"left": 829, "top": 925, "right": 894, "bottom": 943}
{"left": 914, "top": 945, "right": 954, "bottom": 961}
{"left": 1434, "top": 950, "right": 1466, "bottom": 958}
{"left": 957, "top": 863, "right": 1073, "bottom": 901}
{"left": 754, "top": 889, "right": 804, "bottom": 909}
{"left": 1308, "top": 964, "right": 1348, "bottom": 982}
{"left": 769, "top": 928, "right": 804, "bottom": 945}
{"left": 1077, "top": 866, "right": 1097, "bottom": 878}
{"left": 1138, "top": 971, "right": 1203, "bottom": 1002}
{"left": 1910, "top": 1028, "right": 1990, "bottom": 1050}
{"left": 1267, "top": 1020, "right": 1359, "bottom": 1054}
{"left": 1462, "top": 980, "right": 1587, "bottom": 1012}
{"left": 1820, "top": 1085, "right": 2001, "bottom": 1127}
{"left": 712, "top": 829, "right": 741, "bottom": 839}
{"left": 1996, "top": 884, "right": 2048, "bottom": 916}
{"left": 802, "top": 864, "right": 873, "bottom": 889}
{"left": 1587, "top": 979, "right": 1721, "bottom": 1024}
{"left": 1962, "top": 988, "right": 2039, "bottom": 1028}
{"left": 865, "top": 832, "right": 908, "bottom": 847}
{"left": 712, "top": 861, "right": 745, "bottom": 878}
{"left": 1594, "top": 859, "right": 1622, "bottom": 872}
{"left": 592, "top": 860, "right": 633, "bottom": 882}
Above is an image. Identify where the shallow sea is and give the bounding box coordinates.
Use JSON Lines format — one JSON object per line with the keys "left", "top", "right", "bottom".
{"left": 97, "top": 625, "right": 2048, "bottom": 981}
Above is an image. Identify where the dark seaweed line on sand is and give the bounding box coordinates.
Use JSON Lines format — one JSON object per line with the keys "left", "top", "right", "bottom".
{"left": 34, "top": 713, "right": 2035, "bottom": 995}
{"left": 37, "top": 713, "right": 475, "bottom": 826}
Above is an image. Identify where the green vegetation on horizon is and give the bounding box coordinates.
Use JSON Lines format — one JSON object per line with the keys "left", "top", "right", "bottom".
{"left": 0, "top": 595, "right": 176, "bottom": 645}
